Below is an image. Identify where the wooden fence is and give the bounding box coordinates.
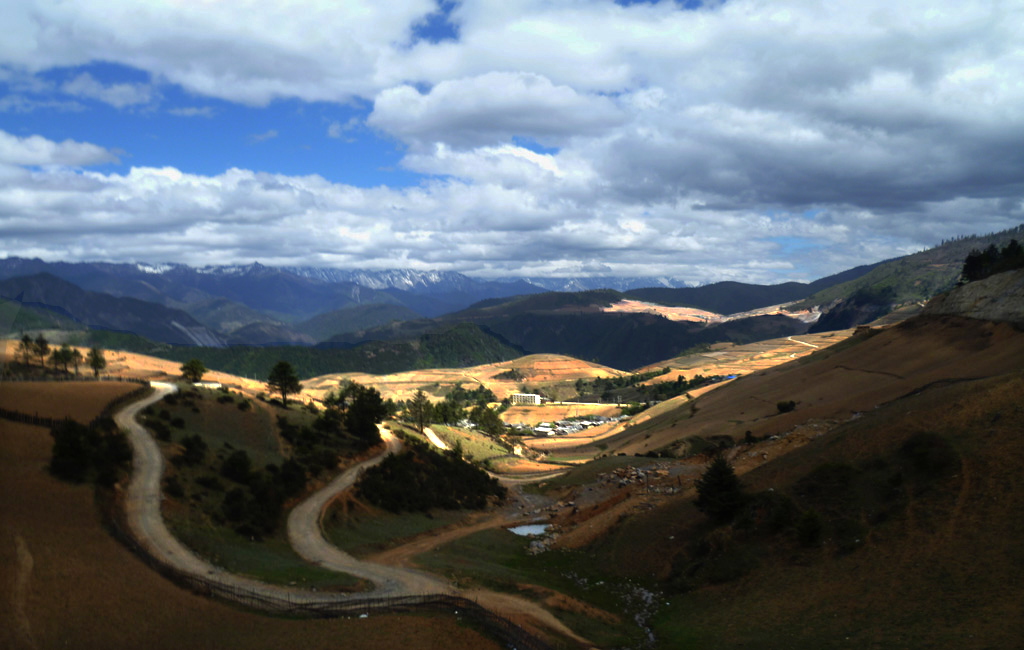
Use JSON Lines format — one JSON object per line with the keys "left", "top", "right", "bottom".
{"left": 0, "top": 378, "right": 151, "bottom": 429}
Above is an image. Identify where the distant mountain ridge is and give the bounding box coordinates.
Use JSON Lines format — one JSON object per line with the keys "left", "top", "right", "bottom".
{"left": 0, "top": 273, "right": 225, "bottom": 347}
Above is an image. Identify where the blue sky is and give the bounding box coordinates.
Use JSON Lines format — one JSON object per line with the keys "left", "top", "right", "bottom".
{"left": 0, "top": 0, "right": 1021, "bottom": 283}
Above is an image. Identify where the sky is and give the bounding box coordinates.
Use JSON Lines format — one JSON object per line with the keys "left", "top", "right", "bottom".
{"left": 1, "top": 0, "right": 1022, "bottom": 285}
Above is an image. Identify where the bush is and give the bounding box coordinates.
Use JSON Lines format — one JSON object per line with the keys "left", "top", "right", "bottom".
{"left": 237, "top": 399, "right": 252, "bottom": 411}
{"left": 158, "top": 409, "right": 171, "bottom": 421}
{"left": 164, "top": 475, "right": 185, "bottom": 498}
{"left": 900, "top": 432, "right": 959, "bottom": 478}
{"left": 178, "top": 435, "right": 207, "bottom": 466}
{"left": 147, "top": 419, "right": 172, "bottom": 441}
{"left": 170, "top": 417, "right": 185, "bottom": 429}
{"left": 196, "top": 475, "right": 225, "bottom": 491}
{"left": 217, "top": 394, "right": 234, "bottom": 404}
{"left": 221, "top": 450, "right": 253, "bottom": 484}
{"left": 777, "top": 400, "right": 796, "bottom": 413}
{"left": 797, "top": 510, "right": 823, "bottom": 547}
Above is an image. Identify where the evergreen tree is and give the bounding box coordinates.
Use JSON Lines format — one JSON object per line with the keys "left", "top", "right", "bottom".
{"left": 18, "top": 334, "right": 34, "bottom": 365}
{"left": 35, "top": 334, "right": 49, "bottom": 367}
{"left": 87, "top": 347, "right": 106, "bottom": 378}
{"left": 180, "top": 358, "right": 207, "bottom": 383}
{"left": 408, "top": 389, "right": 431, "bottom": 433}
{"left": 695, "top": 455, "right": 746, "bottom": 524}
{"left": 267, "top": 361, "right": 301, "bottom": 406}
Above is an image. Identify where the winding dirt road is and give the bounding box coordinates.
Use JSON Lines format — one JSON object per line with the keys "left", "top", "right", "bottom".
{"left": 117, "top": 383, "right": 448, "bottom": 602}
{"left": 117, "top": 385, "right": 588, "bottom": 642}
{"left": 286, "top": 426, "right": 450, "bottom": 596}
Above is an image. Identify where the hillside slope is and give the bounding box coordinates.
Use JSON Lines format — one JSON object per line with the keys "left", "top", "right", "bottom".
{"left": 0, "top": 274, "right": 225, "bottom": 347}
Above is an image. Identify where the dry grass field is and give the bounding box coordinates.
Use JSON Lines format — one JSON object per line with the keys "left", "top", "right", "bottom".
{"left": 610, "top": 316, "right": 1024, "bottom": 456}
{"left": 608, "top": 371, "right": 1024, "bottom": 648}
{"left": 0, "top": 395, "right": 500, "bottom": 650}
{"left": 0, "top": 381, "right": 139, "bottom": 422}
{"left": 305, "top": 353, "right": 626, "bottom": 404}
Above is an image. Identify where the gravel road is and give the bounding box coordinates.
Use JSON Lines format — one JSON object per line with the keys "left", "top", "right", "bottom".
{"left": 117, "top": 383, "right": 449, "bottom": 602}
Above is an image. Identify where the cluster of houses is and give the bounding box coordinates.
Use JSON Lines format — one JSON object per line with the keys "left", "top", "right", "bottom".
{"left": 525, "top": 415, "right": 629, "bottom": 437}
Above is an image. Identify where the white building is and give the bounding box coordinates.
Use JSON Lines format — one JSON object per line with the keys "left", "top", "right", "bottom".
{"left": 509, "top": 393, "right": 543, "bottom": 406}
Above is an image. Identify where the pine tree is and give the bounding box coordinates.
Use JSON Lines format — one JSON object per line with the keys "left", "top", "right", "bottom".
{"left": 695, "top": 455, "right": 746, "bottom": 524}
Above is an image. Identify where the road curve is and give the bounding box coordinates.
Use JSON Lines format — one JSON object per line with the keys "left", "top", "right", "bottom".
{"left": 117, "top": 383, "right": 448, "bottom": 602}
{"left": 286, "top": 426, "right": 451, "bottom": 596}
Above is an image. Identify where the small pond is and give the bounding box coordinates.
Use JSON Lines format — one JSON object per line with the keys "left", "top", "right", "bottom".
{"left": 508, "top": 524, "right": 550, "bottom": 536}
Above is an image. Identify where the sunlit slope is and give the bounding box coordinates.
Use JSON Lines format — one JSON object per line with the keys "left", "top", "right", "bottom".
{"left": 609, "top": 315, "right": 1024, "bottom": 456}
{"left": 303, "top": 353, "right": 626, "bottom": 403}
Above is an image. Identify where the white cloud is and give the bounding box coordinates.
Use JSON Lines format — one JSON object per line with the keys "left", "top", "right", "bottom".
{"left": 368, "top": 71, "right": 625, "bottom": 148}
{"left": 169, "top": 106, "right": 214, "bottom": 118}
{"left": 0, "top": 130, "right": 117, "bottom": 167}
{"left": 248, "top": 130, "right": 279, "bottom": 144}
{"left": 3, "top": 131, "right": 1021, "bottom": 285}
{"left": 61, "top": 72, "right": 154, "bottom": 108}
{"left": 327, "top": 117, "right": 360, "bottom": 139}
{"left": 1, "top": 1, "right": 1023, "bottom": 280}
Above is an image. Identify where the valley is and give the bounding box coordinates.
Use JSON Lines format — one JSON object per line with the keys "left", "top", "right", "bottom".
{"left": 2, "top": 240, "right": 1024, "bottom": 649}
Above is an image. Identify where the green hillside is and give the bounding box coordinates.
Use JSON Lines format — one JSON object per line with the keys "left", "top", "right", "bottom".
{"left": 799, "top": 223, "right": 1024, "bottom": 309}
{"left": 150, "top": 323, "right": 523, "bottom": 380}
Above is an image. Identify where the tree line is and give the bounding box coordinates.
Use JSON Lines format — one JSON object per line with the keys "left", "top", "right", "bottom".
{"left": 14, "top": 334, "right": 106, "bottom": 377}
{"left": 960, "top": 239, "right": 1024, "bottom": 284}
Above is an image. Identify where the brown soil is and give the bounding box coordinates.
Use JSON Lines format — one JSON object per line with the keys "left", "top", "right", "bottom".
{"left": 612, "top": 317, "right": 1024, "bottom": 456}
{"left": 0, "top": 419, "right": 499, "bottom": 650}
{"left": 617, "top": 371, "right": 1024, "bottom": 648}
{"left": 0, "top": 381, "right": 138, "bottom": 422}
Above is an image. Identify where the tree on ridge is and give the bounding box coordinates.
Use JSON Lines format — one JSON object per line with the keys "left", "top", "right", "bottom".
{"left": 267, "top": 361, "right": 301, "bottom": 407}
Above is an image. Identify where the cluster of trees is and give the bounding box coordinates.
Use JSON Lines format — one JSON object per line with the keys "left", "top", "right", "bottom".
{"left": 960, "top": 240, "right": 1024, "bottom": 284}
{"left": 401, "top": 388, "right": 506, "bottom": 435}
{"left": 581, "top": 369, "right": 718, "bottom": 406}
{"left": 177, "top": 357, "right": 303, "bottom": 407}
{"left": 357, "top": 440, "right": 506, "bottom": 512}
{"left": 15, "top": 334, "right": 106, "bottom": 377}
{"left": 49, "top": 417, "right": 132, "bottom": 486}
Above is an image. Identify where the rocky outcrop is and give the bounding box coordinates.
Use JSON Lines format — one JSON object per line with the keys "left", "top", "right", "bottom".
{"left": 923, "top": 269, "right": 1024, "bottom": 324}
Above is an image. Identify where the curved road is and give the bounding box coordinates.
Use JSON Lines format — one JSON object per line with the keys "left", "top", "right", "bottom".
{"left": 117, "top": 383, "right": 449, "bottom": 602}
{"left": 286, "top": 425, "right": 450, "bottom": 595}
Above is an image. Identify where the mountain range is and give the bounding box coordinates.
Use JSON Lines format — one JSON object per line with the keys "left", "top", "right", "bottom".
{"left": 2, "top": 223, "right": 1021, "bottom": 372}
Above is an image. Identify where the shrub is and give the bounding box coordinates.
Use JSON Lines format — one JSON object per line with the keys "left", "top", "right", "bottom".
{"left": 158, "top": 409, "right": 171, "bottom": 421}
{"left": 164, "top": 475, "right": 185, "bottom": 498}
{"left": 777, "top": 400, "right": 796, "bottom": 413}
{"left": 170, "top": 417, "right": 185, "bottom": 429}
{"left": 217, "top": 394, "right": 234, "bottom": 404}
{"left": 221, "top": 450, "right": 253, "bottom": 484}
{"left": 900, "top": 432, "right": 959, "bottom": 478}
{"left": 796, "top": 510, "right": 824, "bottom": 547}
{"left": 178, "top": 435, "right": 207, "bottom": 466}
{"left": 237, "top": 399, "right": 252, "bottom": 412}
{"left": 196, "top": 475, "right": 225, "bottom": 491}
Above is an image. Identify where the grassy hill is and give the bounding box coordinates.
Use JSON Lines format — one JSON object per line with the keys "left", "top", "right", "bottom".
{"left": 594, "top": 369, "right": 1024, "bottom": 648}
{"left": 799, "top": 224, "right": 1024, "bottom": 311}
{"left": 153, "top": 323, "right": 524, "bottom": 380}
{"left": 624, "top": 262, "right": 879, "bottom": 314}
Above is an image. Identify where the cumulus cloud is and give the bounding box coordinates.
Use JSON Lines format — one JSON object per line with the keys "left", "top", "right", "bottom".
{"left": 368, "top": 71, "right": 625, "bottom": 148}
{"left": 1, "top": 1, "right": 1023, "bottom": 281}
{"left": 0, "top": 130, "right": 117, "bottom": 167}
{"left": 4, "top": 131, "right": 1020, "bottom": 284}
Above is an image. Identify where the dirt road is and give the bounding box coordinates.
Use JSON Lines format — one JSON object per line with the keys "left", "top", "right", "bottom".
{"left": 117, "top": 383, "right": 448, "bottom": 602}
{"left": 286, "top": 426, "right": 451, "bottom": 596}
